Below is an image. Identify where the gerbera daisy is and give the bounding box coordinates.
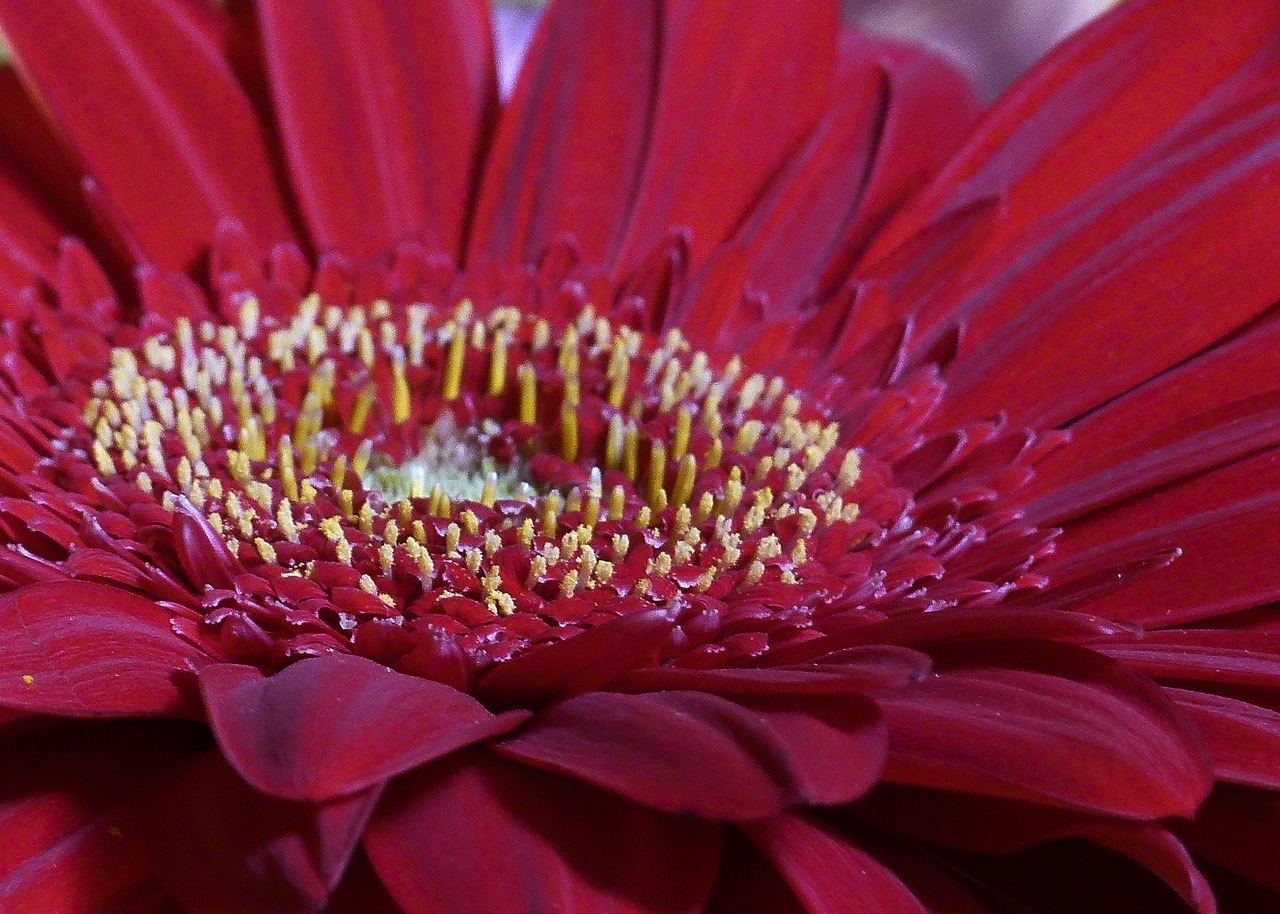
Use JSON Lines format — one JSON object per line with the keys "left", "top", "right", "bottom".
{"left": 0, "top": 0, "right": 1276, "bottom": 912}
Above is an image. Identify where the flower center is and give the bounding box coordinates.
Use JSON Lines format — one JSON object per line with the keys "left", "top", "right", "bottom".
{"left": 67, "top": 297, "right": 865, "bottom": 669}
{"left": 360, "top": 412, "right": 535, "bottom": 506}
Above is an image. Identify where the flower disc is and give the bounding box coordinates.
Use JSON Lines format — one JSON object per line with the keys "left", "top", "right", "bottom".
{"left": 43, "top": 295, "right": 888, "bottom": 678}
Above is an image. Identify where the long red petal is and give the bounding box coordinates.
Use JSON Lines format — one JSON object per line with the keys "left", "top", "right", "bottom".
{"left": 130, "top": 750, "right": 378, "bottom": 914}
{"left": 878, "top": 667, "right": 1212, "bottom": 818}
{"left": 0, "top": 721, "right": 201, "bottom": 914}
{"left": 1052, "top": 450, "right": 1280, "bottom": 626}
{"left": 614, "top": 0, "right": 837, "bottom": 276}
{"left": 493, "top": 688, "right": 884, "bottom": 819}
{"left": 0, "top": 0, "right": 296, "bottom": 272}
{"left": 1169, "top": 689, "right": 1280, "bottom": 790}
{"left": 680, "top": 31, "right": 979, "bottom": 339}
{"left": 1027, "top": 314, "right": 1280, "bottom": 500}
{"left": 200, "top": 655, "right": 527, "bottom": 802}
{"left": 611, "top": 648, "right": 931, "bottom": 695}
{"left": 255, "top": 0, "right": 496, "bottom": 261}
{"left": 746, "top": 814, "right": 930, "bottom": 914}
{"left": 929, "top": 85, "right": 1280, "bottom": 429}
{"left": 0, "top": 581, "right": 206, "bottom": 718}
{"left": 868, "top": 0, "right": 1280, "bottom": 268}
{"left": 467, "top": 0, "right": 659, "bottom": 268}
{"left": 364, "top": 749, "right": 720, "bottom": 914}
{"left": 0, "top": 69, "right": 100, "bottom": 246}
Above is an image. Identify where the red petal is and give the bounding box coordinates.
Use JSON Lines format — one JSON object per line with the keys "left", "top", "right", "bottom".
{"left": 930, "top": 86, "right": 1280, "bottom": 430}
{"left": 681, "top": 31, "right": 979, "bottom": 331}
{"left": 1098, "top": 630, "right": 1280, "bottom": 690}
{"left": 1169, "top": 688, "right": 1280, "bottom": 790}
{"left": 172, "top": 500, "right": 245, "bottom": 591}
{"left": 743, "top": 692, "right": 887, "bottom": 806}
{"left": 704, "top": 831, "right": 808, "bottom": 914}
{"left": 1050, "top": 451, "right": 1280, "bottom": 627}
{"left": 199, "top": 655, "right": 526, "bottom": 801}
{"left": 0, "top": 166, "right": 62, "bottom": 283}
{"left": 0, "top": 0, "right": 296, "bottom": 272}
{"left": 130, "top": 749, "right": 378, "bottom": 914}
{"left": 870, "top": 0, "right": 1280, "bottom": 270}
{"left": 612, "top": 648, "right": 931, "bottom": 695}
{"left": 764, "top": 608, "right": 1131, "bottom": 667}
{"left": 614, "top": 0, "right": 837, "bottom": 275}
{"left": 0, "top": 68, "right": 102, "bottom": 251}
{"left": 255, "top": 0, "right": 497, "bottom": 260}
{"left": 1178, "top": 784, "right": 1280, "bottom": 893}
{"left": 493, "top": 688, "right": 884, "bottom": 820}
{"left": 0, "top": 721, "right": 202, "bottom": 914}
{"left": 827, "top": 32, "right": 980, "bottom": 281}
{"left": 853, "top": 787, "right": 1214, "bottom": 913}
{"left": 476, "top": 607, "right": 677, "bottom": 707}
{"left": 364, "top": 749, "right": 720, "bottom": 914}
{"left": 1024, "top": 395, "right": 1280, "bottom": 528}
{"left": 746, "top": 814, "right": 929, "bottom": 914}
{"left": 878, "top": 667, "right": 1212, "bottom": 819}
{"left": 467, "top": 0, "right": 659, "bottom": 268}
{"left": 1026, "top": 317, "right": 1280, "bottom": 502}
{"left": 0, "top": 581, "right": 206, "bottom": 717}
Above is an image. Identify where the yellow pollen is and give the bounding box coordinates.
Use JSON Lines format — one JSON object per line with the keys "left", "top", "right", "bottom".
{"left": 838, "top": 449, "right": 862, "bottom": 490}
{"left": 672, "top": 406, "right": 693, "bottom": 460}
{"left": 488, "top": 332, "right": 509, "bottom": 396}
{"left": 518, "top": 363, "right": 537, "bottom": 424}
{"left": 461, "top": 510, "right": 480, "bottom": 536}
{"left": 560, "top": 402, "right": 579, "bottom": 462}
{"left": 443, "top": 324, "right": 465, "bottom": 401}
{"left": 735, "top": 420, "right": 763, "bottom": 454}
{"left": 527, "top": 554, "right": 548, "bottom": 587}
{"left": 349, "top": 384, "right": 377, "bottom": 435}
{"left": 254, "top": 537, "right": 278, "bottom": 564}
{"left": 352, "top": 439, "right": 374, "bottom": 478}
{"left": 391, "top": 354, "right": 411, "bottom": 423}
{"left": 276, "top": 500, "right": 300, "bottom": 543}
{"left": 672, "top": 454, "right": 697, "bottom": 507}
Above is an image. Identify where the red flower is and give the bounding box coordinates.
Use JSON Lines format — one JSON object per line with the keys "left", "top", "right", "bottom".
{"left": 0, "top": 0, "right": 1276, "bottom": 912}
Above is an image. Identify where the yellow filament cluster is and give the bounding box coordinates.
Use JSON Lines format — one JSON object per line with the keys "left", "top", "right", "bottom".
{"left": 81, "top": 296, "right": 864, "bottom": 617}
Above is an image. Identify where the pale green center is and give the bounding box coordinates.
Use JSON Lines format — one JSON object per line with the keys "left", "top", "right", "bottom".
{"left": 362, "top": 413, "right": 534, "bottom": 504}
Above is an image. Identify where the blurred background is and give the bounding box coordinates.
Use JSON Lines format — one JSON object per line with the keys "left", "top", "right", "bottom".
{"left": 493, "top": 0, "right": 1120, "bottom": 101}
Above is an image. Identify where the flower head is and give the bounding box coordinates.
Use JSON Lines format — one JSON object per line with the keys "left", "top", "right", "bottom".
{"left": 0, "top": 1, "right": 1278, "bottom": 912}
